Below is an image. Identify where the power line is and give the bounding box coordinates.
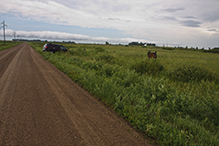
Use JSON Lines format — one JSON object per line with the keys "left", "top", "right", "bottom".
{"left": 0, "top": 20, "right": 8, "bottom": 44}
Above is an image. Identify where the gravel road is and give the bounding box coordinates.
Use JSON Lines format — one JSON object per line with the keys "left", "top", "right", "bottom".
{"left": 0, "top": 43, "right": 151, "bottom": 146}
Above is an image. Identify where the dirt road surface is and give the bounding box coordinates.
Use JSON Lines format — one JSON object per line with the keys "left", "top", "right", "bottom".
{"left": 0, "top": 43, "right": 151, "bottom": 146}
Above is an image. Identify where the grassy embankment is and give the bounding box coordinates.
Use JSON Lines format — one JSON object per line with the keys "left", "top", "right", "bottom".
{"left": 0, "top": 41, "right": 21, "bottom": 51}
{"left": 29, "top": 42, "right": 219, "bottom": 145}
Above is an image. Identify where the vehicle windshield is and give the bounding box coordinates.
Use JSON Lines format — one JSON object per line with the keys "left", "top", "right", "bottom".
{"left": 60, "top": 46, "right": 67, "bottom": 50}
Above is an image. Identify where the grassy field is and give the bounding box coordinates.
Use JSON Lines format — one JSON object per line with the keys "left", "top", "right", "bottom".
{"left": 27, "top": 42, "right": 219, "bottom": 145}
{"left": 0, "top": 41, "right": 21, "bottom": 51}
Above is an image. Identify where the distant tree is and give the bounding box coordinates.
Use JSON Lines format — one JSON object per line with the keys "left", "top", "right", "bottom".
{"left": 129, "top": 42, "right": 139, "bottom": 46}
{"left": 146, "top": 43, "right": 156, "bottom": 46}
{"left": 105, "top": 41, "right": 109, "bottom": 45}
{"left": 213, "top": 47, "right": 219, "bottom": 50}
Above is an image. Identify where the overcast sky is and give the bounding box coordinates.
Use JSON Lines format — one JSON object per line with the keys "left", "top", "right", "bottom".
{"left": 0, "top": 0, "right": 219, "bottom": 48}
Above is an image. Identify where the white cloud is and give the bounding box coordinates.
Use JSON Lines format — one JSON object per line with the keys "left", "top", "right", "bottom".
{"left": 2, "top": 29, "right": 150, "bottom": 44}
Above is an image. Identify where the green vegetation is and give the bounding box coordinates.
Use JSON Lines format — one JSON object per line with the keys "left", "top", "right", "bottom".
{"left": 203, "top": 47, "right": 219, "bottom": 53}
{"left": 0, "top": 41, "right": 21, "bottom": 51}
{"left": 29, "top": 42, "right": 219, "bottom": 145}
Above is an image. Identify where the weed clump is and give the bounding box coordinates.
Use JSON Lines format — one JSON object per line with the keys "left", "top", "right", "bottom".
{"left": 94, "top": 52, "right": 115, "bottom": 63}
{"left": 130, "top": 59, "right": 164, "bottom": 75}
{"left": 95, "top": 47, "right": 105, "bottom": 52}
{"left": 170, "top": 64, "right": 218, "bottom": 83}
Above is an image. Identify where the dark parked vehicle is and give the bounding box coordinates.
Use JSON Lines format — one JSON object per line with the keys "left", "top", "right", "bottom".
{"left": 43, "top": 43, "right": 68, "bottom": 53}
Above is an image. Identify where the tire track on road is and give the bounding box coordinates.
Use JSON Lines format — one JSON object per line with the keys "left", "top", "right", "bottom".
{"left": 0, "top": 43, "right": 26, "bottom": 145}
{"left": 30, "top": 45, "right": 108, "bottom": 146}
{"left": 0, "top": 44, "right": 23, "bottom": 78}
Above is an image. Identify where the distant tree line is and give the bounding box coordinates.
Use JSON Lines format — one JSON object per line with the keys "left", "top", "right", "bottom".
{"left": 12, "top": 39, "right": 49, "bottom": 42}
{"left": 162, "top": 45, "right": 219, "bottom": 53}
{"left": 12, "top": 39, "right": 76, "bottom": 44}
{"left": 203, "top": 47, "right": 219, "bottom": 53}
{"left": 128, "top": 42, "right": 156, "bottom": 46}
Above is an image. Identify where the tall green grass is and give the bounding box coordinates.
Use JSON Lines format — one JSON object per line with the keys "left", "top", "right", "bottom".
{"left": 29, "top": 42, "right": 219, "bottom": 145}
{"left": 169, "top": 63, "right": 218, "bottom": 83}
{"left": 130, "top": 59, "right": 164, "bottom": 75}
{"left": 0, "top": 41, "right": 21, "bottom": 51}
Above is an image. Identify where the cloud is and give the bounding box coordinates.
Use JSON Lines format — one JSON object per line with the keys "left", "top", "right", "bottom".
{"left": 161, "top": 16, "right": 178, "bottom": 21}
{"left": 180, "top": 20, "right": 201, "bottom": 27}
{"left": 207, "top": 29, "right": 218, "bottom": 32}
{"left": 108, "top": 17, "right": 131, "bottom": 22}
{"left": 163, "top": 7, "right": 185, "bottom": 13}
{"left": 2, "top": 29, "right": 150, "bottom": 44}
{"left": 196, "top": 0, "right": 219, "bottom": 22}
{"left": 202, "top": 13, "right": 219, "bottom": 22}
{"left": 108, "top": 18, "right": 121, "bottom": 21}
{"left": 158, "top": 15, "right": 201, "bottom": 28}
{"left": 183, "top": 16, "right": 196, "bottom": 19}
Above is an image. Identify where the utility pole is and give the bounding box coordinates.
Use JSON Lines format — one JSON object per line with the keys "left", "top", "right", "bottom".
{"left": 13, "top": 30, "right": 16, "bottom": 43}
{"left": 0, "top": 20, "right": 8, "bottom": 44}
